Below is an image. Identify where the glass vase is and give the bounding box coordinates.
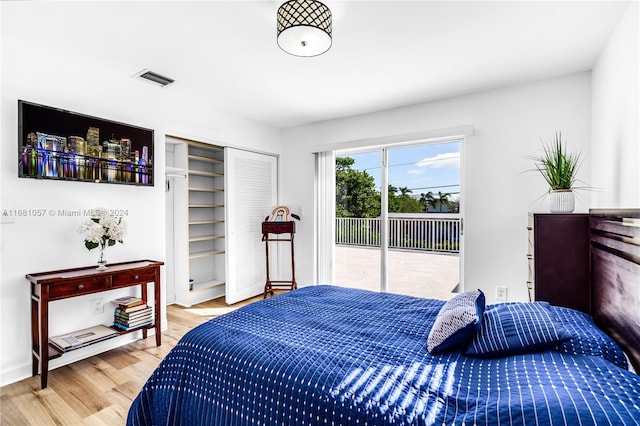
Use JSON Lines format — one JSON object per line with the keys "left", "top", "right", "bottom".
{"left": 96, "top": 240, "right": 108, "bottom": 270}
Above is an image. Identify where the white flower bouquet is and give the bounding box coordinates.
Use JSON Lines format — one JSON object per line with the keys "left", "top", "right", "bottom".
{"left": 78, "top": 207, "right": 127, "bottom": 251}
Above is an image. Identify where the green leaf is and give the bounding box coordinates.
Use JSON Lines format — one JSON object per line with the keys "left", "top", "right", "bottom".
{"left": 527, "top": 131, "right": 584, "bottom": 191}
{"left": 85, "top": 241, "right": 98, "bottom": 250}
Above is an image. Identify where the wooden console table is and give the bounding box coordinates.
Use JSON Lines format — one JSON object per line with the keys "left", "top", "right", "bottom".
{"left": 26, "top": 259, "right": 164, "bottom": 389}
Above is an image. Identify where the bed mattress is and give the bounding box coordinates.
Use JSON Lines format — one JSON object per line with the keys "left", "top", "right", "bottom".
{"left": 128, "top": 285, "right": 640, "bottom": 425}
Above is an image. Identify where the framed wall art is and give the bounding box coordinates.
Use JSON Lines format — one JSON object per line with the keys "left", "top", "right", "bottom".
{"left": 18, "top": 100, "right": 154, "bottom": 186}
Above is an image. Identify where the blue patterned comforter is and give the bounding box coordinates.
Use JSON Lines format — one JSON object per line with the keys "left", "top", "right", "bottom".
{"left": 128, "top": 285, "right": 640, "bottom": 425}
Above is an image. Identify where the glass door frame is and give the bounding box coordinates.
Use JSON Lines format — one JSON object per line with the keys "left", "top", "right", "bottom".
{"left": 333, "top": 136, "right": 464, "bottom": 293}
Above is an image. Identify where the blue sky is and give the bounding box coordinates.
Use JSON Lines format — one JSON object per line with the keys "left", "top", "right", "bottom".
{"left": 338, "top": 140, "right": 461, "bottom": 200}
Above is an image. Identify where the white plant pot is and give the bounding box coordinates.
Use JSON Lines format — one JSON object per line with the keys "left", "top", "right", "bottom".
{"left": 549, "top": 190, "right": 575, "bottom": 213}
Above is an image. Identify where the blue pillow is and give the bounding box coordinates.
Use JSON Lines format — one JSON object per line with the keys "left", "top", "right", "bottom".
{"left": 551, "top": 306, "right": 628, "bottom": 369}
{"left": 465, "top": 301, "right": 573, "bottom": 358}
{"left": 427, "top": 290, "right": 485, "bottom": 354}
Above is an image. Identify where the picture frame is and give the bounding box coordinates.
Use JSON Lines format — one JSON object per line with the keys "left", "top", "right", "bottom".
{"left": 268, "top": 205, "right": 292, "bottom": 222}
{"left": 18, "top": 100, "right": 154, "bottom": 186}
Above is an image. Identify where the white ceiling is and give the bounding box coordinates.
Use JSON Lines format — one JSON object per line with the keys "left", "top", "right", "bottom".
{"left": 2, "top": 1, "right": 630, "bottom": 129}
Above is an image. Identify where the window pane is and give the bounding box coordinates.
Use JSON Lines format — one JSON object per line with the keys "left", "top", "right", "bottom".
{"left": 386, "top": 142, "right": 460, "bottom": 299}
{"left": 334, "top": 151, "right": 381, "bottom": 291}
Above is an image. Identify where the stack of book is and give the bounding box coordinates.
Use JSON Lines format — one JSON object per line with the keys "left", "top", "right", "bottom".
{"left": 112, "top": 296, "right": 153, "bottom": 331}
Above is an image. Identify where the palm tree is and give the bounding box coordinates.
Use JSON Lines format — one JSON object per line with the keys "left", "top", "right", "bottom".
{"left": 399, "top": 186, "right": 412, "bottom": 198}
{"left": 436, "top": 191, "right": 451, "bottom": 212}
{"left": 420, "top": 192, "right": 437, "bottom": 212}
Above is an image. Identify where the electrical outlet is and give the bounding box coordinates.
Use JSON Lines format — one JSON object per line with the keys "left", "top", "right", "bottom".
{"left": 495, "top": 286, "right": 508, "bottom": 301}
{"left": 91, "top": 298, "right": 104, "bottom": 314}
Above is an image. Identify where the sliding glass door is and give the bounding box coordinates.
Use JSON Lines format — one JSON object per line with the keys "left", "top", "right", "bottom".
{"left": 385, "top": 142, "right": 461, "bottom": 299}
{"left": 334, "top": 140, "right": 461, "bottom": 299}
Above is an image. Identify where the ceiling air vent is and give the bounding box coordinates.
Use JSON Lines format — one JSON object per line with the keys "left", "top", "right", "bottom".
{"left": 135, "top": 69, "right": 175, "bottom": 87}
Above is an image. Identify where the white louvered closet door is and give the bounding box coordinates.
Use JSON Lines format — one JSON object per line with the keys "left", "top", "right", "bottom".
{"left": 225, "top": 148, "right": 278, "bottom": 304}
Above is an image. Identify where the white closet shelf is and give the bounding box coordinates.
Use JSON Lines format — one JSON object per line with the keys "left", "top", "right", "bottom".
{"left": 188, "top": 235, "right": 225, "bottom": 242}
{"left": 190, "top": 279, "right": 225, "bottom": 292}
{"left": 189, "top": 187, "right": 224, "bottom": 192}
{"left": 189, "top": 250, "right": 225, "bottom": 260}
{"left": 188, "top": 204, "right": 225, "bottom": 208}
{"left": 188, "top": 154, "right": 223, "bottom": 163}
{"left": 189, "top": 220, "right": 225, "bottom": 225}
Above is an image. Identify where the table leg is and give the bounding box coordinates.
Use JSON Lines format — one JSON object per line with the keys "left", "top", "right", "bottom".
{"left": 39, "top": 290, "right": 49, "bottom": 389}
{"left": 30, "top": 290, "right": 39, "bottom": 378}
{"left": 264, "top": 236, "right": 272, "bottom": 298}
{"left": 154, "top": 267, "right": 161, "bottom": 346}
{"left": 141, "top": 283, "right": 148, "bottom": 340}
{"left": 291, "top": 234, "right": 297, "bottom": 290}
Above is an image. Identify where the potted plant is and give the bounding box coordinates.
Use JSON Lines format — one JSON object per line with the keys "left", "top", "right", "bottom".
{"left": 528, "top": 132, "right": 584, "bottom": 213}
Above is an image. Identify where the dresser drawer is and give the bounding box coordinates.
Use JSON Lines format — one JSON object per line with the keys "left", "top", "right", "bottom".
{"left": 112, "top": 269, "right": 156, "bottom": 288}
{"left": 48, "top": 276, "right": 111, "bottom": 300}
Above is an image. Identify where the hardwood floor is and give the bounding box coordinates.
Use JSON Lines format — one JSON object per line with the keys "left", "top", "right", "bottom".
{"left": 0, "top": 295, "right": 263, "bottom": 425}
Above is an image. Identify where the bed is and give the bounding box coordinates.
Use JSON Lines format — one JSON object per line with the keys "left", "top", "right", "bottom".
{"left": 128, "top": 210, "right": 640, "bottom": 425}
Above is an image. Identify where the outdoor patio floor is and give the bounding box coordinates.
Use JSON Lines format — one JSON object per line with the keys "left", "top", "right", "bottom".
{"left": 334, "top": 245, "right": 460, "bottom": 301}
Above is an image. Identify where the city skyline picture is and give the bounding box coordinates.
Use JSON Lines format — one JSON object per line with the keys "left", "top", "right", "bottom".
{"left": 18, "top": 100, "right": 154, "bottom": 186}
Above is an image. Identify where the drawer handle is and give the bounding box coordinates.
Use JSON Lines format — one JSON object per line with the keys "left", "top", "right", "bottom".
{"left": 133, "top": 275, "right": 139, "bottom": 280}
{"left": 77, "top": 284, "right": 84, "bottom": 290}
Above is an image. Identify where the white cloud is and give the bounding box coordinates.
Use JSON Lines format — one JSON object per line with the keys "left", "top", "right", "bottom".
{"left": 407, "top": 169, "right": 424, "bottom": 175}
{"left": 415, "top": 152, "right": 460, "bottom": 169}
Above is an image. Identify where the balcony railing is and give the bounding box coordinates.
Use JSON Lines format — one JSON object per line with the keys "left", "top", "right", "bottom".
{"left": 336, "top": 214, "right": 460, "bottom": 253}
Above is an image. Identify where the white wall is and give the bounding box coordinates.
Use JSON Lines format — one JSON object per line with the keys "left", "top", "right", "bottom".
{"left": 3, "top": 0, "right": 634, "bottom": 391}
{"left": 0, "top": 11, "right": 282, "bottom": 386}
{"left": 591, "top": 1, "right": 640, "bottom": 207}
{"left": 281, "top": 73, "right": 592, "bottom": 304}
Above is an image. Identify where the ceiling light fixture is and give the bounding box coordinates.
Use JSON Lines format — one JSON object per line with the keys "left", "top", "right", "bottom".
{"left": 277, "top": 0, "right": 332, "bottom": 57}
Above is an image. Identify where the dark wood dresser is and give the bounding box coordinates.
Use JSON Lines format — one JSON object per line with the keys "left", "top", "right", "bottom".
{"left": 527, "top": 213, "right": 590, "bottom": 313}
